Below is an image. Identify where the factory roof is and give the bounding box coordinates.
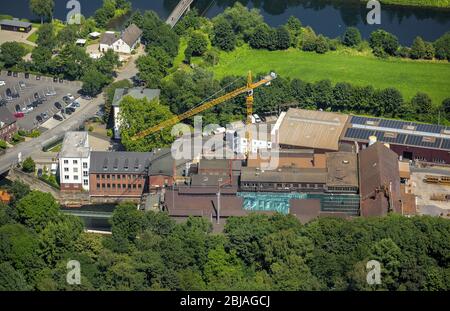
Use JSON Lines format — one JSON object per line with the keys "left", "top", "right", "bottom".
{"left": 241, "top": 167, "right": 327, "bottom": 184}
{"left": 326, "top": 152, "right": 359, "bottom": 188}
{"left": 278, "top": 108, "right": 348, "bottom": 151}
{"left": 341, "top": 115, "right": 450, "bottom": 151}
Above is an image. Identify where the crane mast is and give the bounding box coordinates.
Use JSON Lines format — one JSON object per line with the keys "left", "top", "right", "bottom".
{"left": 131, "top": 71, "right": 277, "bottom": 141}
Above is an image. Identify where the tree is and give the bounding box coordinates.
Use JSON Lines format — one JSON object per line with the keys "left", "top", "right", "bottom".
{"left": 214, "top": 2, "right": 263, "bottom": 38}
{"left": 94, "top": 0, "right": 116, "bottom": 28}
{"left": 275, "top": 26, "right": 291, "bottom": 50}
{"left": 286, "top": 16, "right": 302, "bottom": 37}
{"left": 410, "top": 36, "right": 426, "bottom": 59}
{"left": 301, "top": 27, "right": 317, "bottom": 52}
{"left": 342, "top": 27, "right": 362, "bottom": 47}
{"left": 434, "top": 32, "right": 450, "bottom": 61}
{"left": 369, "top": 29, "right": 399, "bottom": 56}
{"left": 442, "top": 98, "right": 450, "bottom": 120}
{"left": 56, "top": 24, "right": 79, "bottom": 47}
{"left": 22, "top": 157, "right": 35, "bottom": 173}
{"left": 184, "top": 32, "right": 208, "bottom": 62}
{"left": 412, "top": 92, "right": 433, "bottom": 121}
{"left": 15, "top": 191, "right": 59, "bottom": 232}
{"left": 424, "top": 42, "right": 435, "bottom": 60}
{"left": 110, "top": 202, "right": 143, "bottom": 252}
{"left": 136, "top": 55, "right": 164, "bottom": 88}
{"left": 31, "top": 46, "right": 52, "bottom": 73}
{"left": 96, "top": 49, "right": 120, "bottom": 77}
{"left": 81, "top": 68, "right": 110, "bottom": 96}
{"left": 315, "top": 35, "right": 329, "bottom": 54}
{"left": 0, "top": 42, "right": 26, "bottom": 67}
{"left": 212, "top": 19, "right": 236, "bottom": 51}
{"left": 0, "top": 139, "right": 6, "bottom": 149}
{"left": 0, "top": 262, "right": 30, "bottom": 291}
{"left": 30, "top": 0, "right": 54, "bottom": 24}
{"left": 248, "top": 23, "right": 272, "bottom": 49}
{"left": 118, "top": 97, "right": 175, "bottom": 152}
{"left": 373, "top": 88, "right": 404, "bottom": 117}
{"left": 36, "top": 23, "right": 56, "bottom": 50}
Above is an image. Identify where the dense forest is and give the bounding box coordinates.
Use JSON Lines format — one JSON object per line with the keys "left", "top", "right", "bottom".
{"left": 1, "top": 181, "right": 449, "bottom": 291}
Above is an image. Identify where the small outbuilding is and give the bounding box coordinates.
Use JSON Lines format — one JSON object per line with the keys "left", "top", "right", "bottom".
{"left": 0, "top": 19, "right": 32, "bottom": 33}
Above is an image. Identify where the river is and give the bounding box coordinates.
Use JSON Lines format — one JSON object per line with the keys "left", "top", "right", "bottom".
{"left": 2, "top": 0, "right": 450, "bottom": 45}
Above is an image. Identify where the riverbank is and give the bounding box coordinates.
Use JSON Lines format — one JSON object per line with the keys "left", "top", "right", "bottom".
{"left": 374, "top": 0, "right": 450, "bottom": 8}
{"left": 209, "top": 44, "right": 450, "bottom": 105}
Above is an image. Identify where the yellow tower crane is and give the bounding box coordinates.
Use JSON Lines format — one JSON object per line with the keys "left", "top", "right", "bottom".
{"left": 131, "top": 71, "right": 277, "bottom": 141}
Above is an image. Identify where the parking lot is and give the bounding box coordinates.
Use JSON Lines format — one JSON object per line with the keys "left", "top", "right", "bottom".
{"left": 0, "top": 71, "right": 82, "bottom": 131}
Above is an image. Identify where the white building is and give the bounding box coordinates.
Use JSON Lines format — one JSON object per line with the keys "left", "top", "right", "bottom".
{"left": 99, "top": 24, "right": 143, "bottom": 54}
{"left": 112, "top": 88, "right": 161, "bottom": 139}
{"left": 226, "top": 127, "right": 272, "bottom": 155}
{"left": 59, "top": 132, "right": 91, "bottom": 191}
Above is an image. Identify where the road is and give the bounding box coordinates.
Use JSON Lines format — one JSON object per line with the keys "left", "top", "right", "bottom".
{"left": 0, "top": 47, "right": 142, "bottom": 175}
{"left": 166, "top": 0, "right": 194, "bottom": 28}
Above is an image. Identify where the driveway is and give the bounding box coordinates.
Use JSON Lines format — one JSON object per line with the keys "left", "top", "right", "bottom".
{"left": 0, "top": 28, "right": 37, "bottom": 46}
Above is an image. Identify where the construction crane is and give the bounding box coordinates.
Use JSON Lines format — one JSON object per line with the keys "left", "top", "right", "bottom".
{"left": 131, "top": 71, "right": 277, "bottom": 141}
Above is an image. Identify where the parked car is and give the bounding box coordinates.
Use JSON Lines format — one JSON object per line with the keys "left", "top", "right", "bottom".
{"left": 5, "top": 96, "right": 13, "bottom": 101}
{"left": 24, "top": 73, "right": 30, "bottom": 79}
{"left": 37, "top": 168, "right": 43, "bottom": 178}
{"left": 6, "top": 88, "right": 12, "bottom": 96}
{"left": 19, "top": 81, "right": 26, "bottom": 88}
{"left": 54, "top": 102, "right": 62, "bottom": 109}
{"left": 36, "top": 75, "right": 41, "bottom": 80}
{"left": 0, "top": 80, "right": 5, "bottom": 86}
{"left": 59, "top": 78, "right": 64, "bottom": 83}
{"left": 14, "top": 112, "right": 24, "bottom": 118}
{"left": 12, "top": 72, "right": 18, "bottom": 77}
{"left": 62, "top": 96, "right": 71, "bottom": 104}
{"left": 41, "top": 112, "right": 49, "bottom": 120}
{"left": 66, "top": 94, "right": 75, "bottom": 101}
{"left": 46, "top": 90, "right": 56, "bottom": 96}
{"left": 34, "top": 92, "right": 39, "bottom": 100}
{"left": 72, "top": 101, "right": 80, "bottom": 108}
{"left": 53, "top": 113, "right": 63, "bottom": 121}
{"left": 36, "top": 115, "right": 43, "bottom": 123}
{"left": 7, "top": 71, "right": 12, "bottom": 76}
{"left": 53, "top": 77, "right": 58, "bottom": 83}
{"left": 15, "top": 104, "right": 21, "bottom": 112}
{"left": 65, "top": 107, "right": 75, "bottom": 114}
{"left": 26, "top": 106, "right": 34, "bottom": 113}
{"left": 81, "top": 95, "right": 92, "bottom": 100}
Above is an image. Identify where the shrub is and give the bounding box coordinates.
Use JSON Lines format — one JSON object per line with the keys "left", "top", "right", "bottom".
{"left": 22, "top": 157, "right": 35, "bottom": 173}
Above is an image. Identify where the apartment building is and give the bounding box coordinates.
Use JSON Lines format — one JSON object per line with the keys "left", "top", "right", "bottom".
{"left": 59, "top": 132, "right": 91, "bottom": 191}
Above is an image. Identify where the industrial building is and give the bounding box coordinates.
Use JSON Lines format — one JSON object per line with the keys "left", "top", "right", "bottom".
{"left": 341, "top": 115, "right": 450, "bottom": 164}
{"left": 275, "top": 108, "right": 348, "bottom": 152}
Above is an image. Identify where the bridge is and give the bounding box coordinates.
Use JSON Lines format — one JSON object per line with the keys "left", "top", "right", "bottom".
{"left": 166, "top": 0, "right": 194, "bottom": 28}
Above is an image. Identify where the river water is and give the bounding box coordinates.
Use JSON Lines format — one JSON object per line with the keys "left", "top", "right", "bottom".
{"left": 2, "top": 0, "right": 450, "bottom": 45}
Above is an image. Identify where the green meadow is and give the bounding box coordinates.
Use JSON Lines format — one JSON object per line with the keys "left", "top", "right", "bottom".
{"left": 211, "top": 45, "right": 450, "bottom": 104}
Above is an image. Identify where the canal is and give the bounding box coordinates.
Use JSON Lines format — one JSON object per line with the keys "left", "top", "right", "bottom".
{"left": 2, "top": 0, "right": 450, "bottom": 45}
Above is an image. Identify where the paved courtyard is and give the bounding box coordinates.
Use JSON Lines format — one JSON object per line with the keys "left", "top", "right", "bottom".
{"left": 0, "top": 28, "right": 37, "bottom": 46}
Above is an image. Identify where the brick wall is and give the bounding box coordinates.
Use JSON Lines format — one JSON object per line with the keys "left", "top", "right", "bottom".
{"left": 89, "top": 172, "right": 147, "bottom": 197}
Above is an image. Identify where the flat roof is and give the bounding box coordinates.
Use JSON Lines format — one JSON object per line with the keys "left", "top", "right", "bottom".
{"left": 112, "top": 88, "right": 160, "bottom": 107}
{"left": 326, "top": 152, "right": 359, "bottom": 188}
{"left": 60, "top": 132, "right": 90, "bottom": 158}
{"left": 241, "top": 167, "right": 327, "bottom": 184}
{"left": 278, "top": 108, "right": 348, "bottom": 151}
{"left": 1, "top": 19, "right": 32, "bottom": 28}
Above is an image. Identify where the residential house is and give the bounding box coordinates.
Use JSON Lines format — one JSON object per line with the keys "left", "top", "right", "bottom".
{"left": 99, "top": 24, "right": 142, "bottom": 54}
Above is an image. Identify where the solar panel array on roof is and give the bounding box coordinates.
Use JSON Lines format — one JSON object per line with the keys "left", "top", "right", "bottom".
{"left": 374, "top": 131, "right": 407, "bottom": 144}
{"left": 442, "top": 139, "right": 450, "bottom": 150}
{"left": 415, "top": 123, "right": 443, "bottom": 134}
{"left": 378, "top": 119, "right": 411, "bottom": 129}
{"left": 345, "top": 128, "right": 374, "bottom": 140}
{"left": 351, "top": 116, "right": 378, "bottom": 125}
{"left": 406, "top": 135, "right": 442, "bottom": 149}
{"left": 345, "top": 115, "right": 450, "bottom": 151}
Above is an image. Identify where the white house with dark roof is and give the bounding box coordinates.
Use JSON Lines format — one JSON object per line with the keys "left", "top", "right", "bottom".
{"left": 99, "top": 24, "right": 143, "bottom": 54}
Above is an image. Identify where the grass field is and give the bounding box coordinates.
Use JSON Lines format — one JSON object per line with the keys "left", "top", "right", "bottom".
{"left": 375, "top": 0, "right": 450, "bottom": 8}
{"left": 211, "top": 45, "right": 450, "bottom": 105}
